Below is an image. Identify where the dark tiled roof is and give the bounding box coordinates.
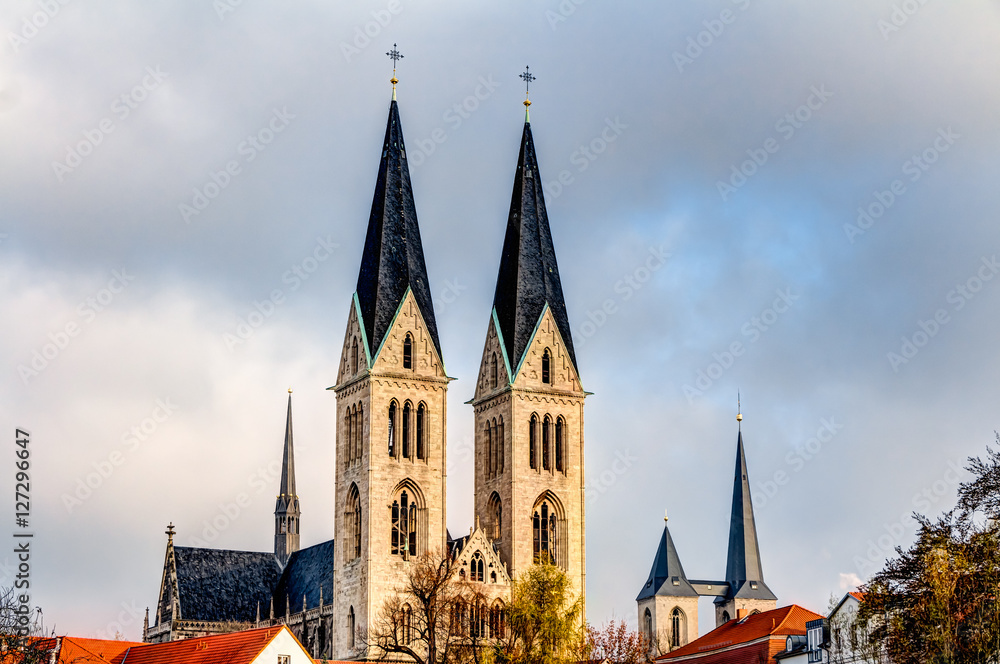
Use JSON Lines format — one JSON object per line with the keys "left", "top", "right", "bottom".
{"left": 355, "top": 99, "right": 442, "bottom": 362}
{"left": 636, "top": 523, "right": 698, "bottom": 601}
{"left": 492, "top": 122, "right": 577, "bottom": 377}
{"left": 720, "top": 431, "right": 776, "bottom": 602}
{"left": 273, "top": 539, "right": 335, "bottom": 617}
{"left": 173, "top": 547, "right": 281, "bottom": 622}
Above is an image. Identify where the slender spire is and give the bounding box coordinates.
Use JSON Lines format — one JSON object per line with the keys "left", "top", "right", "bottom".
{"left": 491, "top": 114, "right": 577, "bottom": 377}
{"left": 721, "top": 427, "right": 776, "bottom": 602}
{"left": 636, "top": 514, "right": 697, "bottom": 601}
{"left": 279, "top": 389, "right": 296, "bottom": 497}
{"left": 275, "top": 391, "right": 301, "bottom": 566}
{"left": 355, "top": 93, "right": 442, "bottom": 363}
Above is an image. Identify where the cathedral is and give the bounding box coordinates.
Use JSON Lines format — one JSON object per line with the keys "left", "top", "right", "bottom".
{"left": 144, "top": 66, "right": 587, "bottom": 661}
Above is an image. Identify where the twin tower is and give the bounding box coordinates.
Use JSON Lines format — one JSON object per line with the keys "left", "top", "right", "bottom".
{"left": 324, "top": 93, "right": 586, "bottom": 656}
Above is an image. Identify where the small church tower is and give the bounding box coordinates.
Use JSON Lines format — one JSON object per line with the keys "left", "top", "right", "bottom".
{"left": 274, "top": 390, "right": 300, "bottom": 567}
{"left": 471, "top": 73, "right": 587, "bottom": 607}
{"left": 331, "top": 49, "right": 449, "bottom": 660}
{"left": 636, "top": 514, "right": 698, "bottom": 652}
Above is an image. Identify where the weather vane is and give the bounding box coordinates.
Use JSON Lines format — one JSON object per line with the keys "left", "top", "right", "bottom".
{"left": 386, "top": 43, "right": 403, "bottom": 99}
{"left": 519, "top": 66, "right": 535, "bottom": 114}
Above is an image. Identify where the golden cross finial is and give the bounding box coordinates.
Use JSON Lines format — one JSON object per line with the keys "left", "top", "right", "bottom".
{"left": 386, "top": 43, "right": 403, "bottom": 100}
{"left": 519, "top": 66, "right": 535, "bottom": 120}
{"left": 737, "top": 392, "right": 743, "bottom": 428}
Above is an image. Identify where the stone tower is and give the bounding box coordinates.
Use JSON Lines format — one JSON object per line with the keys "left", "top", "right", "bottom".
{"left": 635, "top": 516, "right": 699, "bottom": 652}
{"left": 714, "top": 428, "right": 777, "bottom": 624}
{"left": 331, "top": 96, "right": 449, "bottom": 660}
{"left": 470, "top": 114, "right": 587, "bottom": 607}
{"left": 274, "top": 391, "right": 300, "bottom": 566}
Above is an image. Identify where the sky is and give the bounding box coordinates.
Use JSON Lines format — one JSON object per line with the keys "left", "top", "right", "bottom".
{"left": 1, "top": 0, "right": 999, "bottom": 642}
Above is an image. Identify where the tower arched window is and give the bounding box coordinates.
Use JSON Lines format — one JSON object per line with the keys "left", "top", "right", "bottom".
{"left": 555, "top": 417, "right": 564, "bottom": 472}
{"left": 346, "top": 484, "right": 361, "bottom": 561}
{"left": 485, "top": 421, "right": 493, "bottom": 479}
{"left": 532, "top": 499, "right": 558, "bottom": 565}
{"left": 488, "top": 492, "right": 502, "bottom": 541}
{"left": 388, "top": 401, "right": 397, "bottom": 457}
{"left": 401, "top": 604, "right": 412, "bottom": 645}
{"left": 416, "top": 404, "right": 426, "bottom": 460}
{"left": 348, "top": 606, "right": 355, "bottom": 649}
{"left": 351, "top": 338, "right": 358, "bottom": 374}
{"left": 403, "top": 333, "right": 413, "bottom": 369}
{"left": 671, "top": 608, "right": 682, "bottom": 647}
{"left": 490, "top": 353, "right": 498, "bottom": 389}
{"left": 402, "top": 402, "right": 411, "bottom": 459}
{"left": 542, "top": 348, "right": 551, "bottom": 384}
{"left": 497, "top": 417, "right": 504, "bottom": 475}
{"left": 644, "top": 608, "right": 652, "bottom": 642}
{"left": 721, "top": 611, "right": 731, "bottom": 624}
{"left": 471, "top": 552, "right": 485, "bottom": 582}
{"left": 529, "top": 414, "right": 538, "bottom": 470}
{"left": 490, "top": 601, "right": 506, "bottom": 639}
{"left": 344, "top": 409, "right": 351, "bottom": 470}
{"left": 542, "top": 416, "right": 551, "bottom": 471}
{"left": 355, "top": 404, "right": 363, "bottom": 464}
{"left": 391, "top": 488, "right": 419, "bottom": 557}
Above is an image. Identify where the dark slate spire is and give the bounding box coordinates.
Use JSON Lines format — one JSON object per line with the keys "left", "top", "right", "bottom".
{"left": 492, "top": 121, "right": 577, "bottom": 375}
{"left": 720, "top": 430, "right": 776, "bottom": 602}
{"left": 279, "top": 391, "right": 296, "bottom": 498}
{"left": 275, "top": 390, "right": 300, "bottom": 567}
{"left": 355, "top": 100, "right": 441, "bottom": 362}
{"left": 636, "top": 516, "right": 697, "bottom": 601}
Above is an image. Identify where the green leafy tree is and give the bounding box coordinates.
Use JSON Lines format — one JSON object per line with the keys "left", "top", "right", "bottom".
{"left": 858, "top": 437, "right": 1000, "bottom": 663}
{"left": 493, "top": 564, "right": 582, "bottom": 664}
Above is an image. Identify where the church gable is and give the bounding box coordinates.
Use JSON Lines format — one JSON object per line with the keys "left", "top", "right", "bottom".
{"left": 370, "top": 288, "right": 446, "bottom": 378}
{"left": 473, "top": 315, "right": 511, "bottom": 401}
{"left": 336, "top": 298, "right": 368, "bottom": 386}
{"left": 452, "top": 527, "right": 511, "bottom": 587}
{"left": 511, "top": 305, "right": 581, "bottom": 392}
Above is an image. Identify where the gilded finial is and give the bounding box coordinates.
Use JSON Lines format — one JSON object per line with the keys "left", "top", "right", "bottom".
{"left": 288, "top": 387, "right": 293, "bottom": 394}
{"left": 386, "top": 43, "right": 403, "bottom": 101}
{"left": 664, "top": 509, "right": 669, "bottom": 524}
{"left": 737, "top": 392, "right": 743, "bottom": 427}
{"left": 165, "top": 522, "right": 175, "bottom": 540}
{"left": 519, "top": 66, "right": 535, "bottom": 121}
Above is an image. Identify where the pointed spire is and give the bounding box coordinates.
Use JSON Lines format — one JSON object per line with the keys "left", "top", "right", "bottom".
{"left": 519, "top": 66, "right": 535, "bottom": 123}
{"left": 636, "top": 514, "right": 697, "bottom": 601}
{"left": 279, "top": 390, "right": 296, "bottom": 498}
{"left": 492, "top": 118, "right": 577, "bottom": 377}
{"left": 355, "top": 97, "right": 442, "bottom": 363}
{"left": 721, "top": 428, "right": 777, "bottom": 601}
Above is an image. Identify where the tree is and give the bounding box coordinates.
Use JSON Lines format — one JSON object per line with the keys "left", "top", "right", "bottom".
{"left": 0, "top": 586, "right": 50, "bottom": 664}
{"left": 493, "top": 564, "right": 582, "bottom": 664}
{"left": 363, "top": 550, "right": 496, "bottom": 664}
{"left": 858, "top": 438, "right": 1000, "bottom": 663}
{"left": 580, "top": 619, "right": 649, "bottom": 664}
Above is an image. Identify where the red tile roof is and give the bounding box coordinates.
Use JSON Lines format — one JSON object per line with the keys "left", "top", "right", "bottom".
{"left": 658, "top": 605, "right": 822, "bottom": 661}
{"left": 116, "top": 626, "right": 291, "bottom": 664}
{"left": 848, "top": 591, "right": 865, "bottom": 602}
{"left": 59, "top": 637, "right": 144, "bottom": 663}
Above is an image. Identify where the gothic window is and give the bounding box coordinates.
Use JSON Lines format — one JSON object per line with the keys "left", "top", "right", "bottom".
{"left": 671, "top": 608, "right": 682, "bottom": 647}
{"left": 555, "top": 417, "right": 564, "bottom": 472}
{"left": 532, "top": 500, "right": 558, "bottom": 565}
{"left": 391, "top": 488, "right": 418, "bottom": 557}
{"left": 403, "top": 333, "right": 413, "bottom": 369}
{"left": 345, "top": 484, "right": 361, "bottom": 561}
{"left": 470, "top": 603, "right": 487, "bottom": 639}
{"left": 471, "top": 552, "right": 484, "bottom": 582}
{"left": 644, "top": 608, "right": 652, "bottom": 642}
{"left": 485, "top": 421, "right": 493, "bottom": 479}
{"left": 529, "top": 414, "right": 538, "bottom": 470}
{"left": 721, "top": 611, "right": 731, "bottom": 623}
{"left": 542, "top": 348, "right": 551, "bottom": 384}
{"left": 401, "top": 604, "right": 412, "bottom": 645}
{"left": 402, "top": 402, "right": 411, "bottom": 459}
{"left": 542, "top": 416, "right": 551, "bottom": 471}
{"left": 488, "top": 492, "right": 502, "bottom": 541}
{"left": 355, "top": 404, "right": 364, "bottom": 463}
{"left": 351, "top": 338, "right": 358, "bottom": 374}
{"left": 348, "top": 606, "right": 355, "bottom": 649}
{"left": 388, "top": 401, "right": 397, "bottom": 457}
{"left": 498, "top": 417, "right": 505, "bottom": 474}
{"left": 490, "top": 419, "right": 498, "bottom": 477}
{"left": 452, "top": 600, "right": 467, "bottom": 636}
{"left": 490, "top": 352, "right": 498, "bottom": 389}
{"left": 490, "top": 571, "right": 497, "bottom": 583}
{"left": 490, "top": 601, "right": 506, "bottom": 639}
{"left": 416, "top": 404, "right": 426, "bottom": 460}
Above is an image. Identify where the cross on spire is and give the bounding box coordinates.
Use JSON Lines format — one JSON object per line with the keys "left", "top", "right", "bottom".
{"left": 519, "top": 66, "right": 535, "bottom": 120}
{"left": 386, "top": 43, "right": 403, "bottom": 99}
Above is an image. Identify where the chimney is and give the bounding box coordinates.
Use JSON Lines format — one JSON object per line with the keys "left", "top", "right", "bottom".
{"left": 737, "top": 609, "right": 748, "bottom": 621}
